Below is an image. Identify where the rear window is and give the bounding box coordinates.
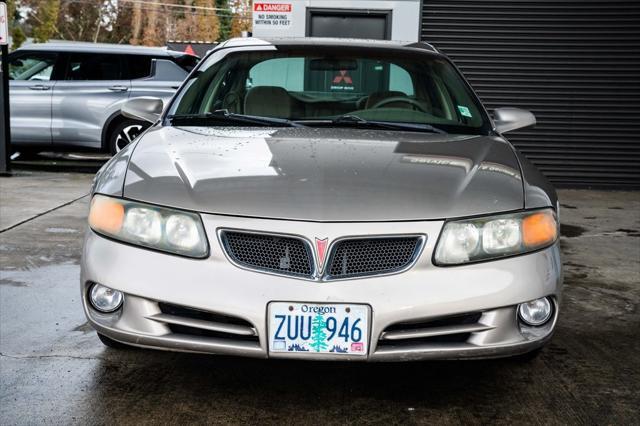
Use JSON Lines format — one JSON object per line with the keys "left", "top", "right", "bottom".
{"left": 65, "top": 53, "right": 123, "bottom": 80}
{"left": 173, "top": 54, "right": 199, "bottom": 72}
{"left": 125, "top": 55, "right": 153, "bottom": 79}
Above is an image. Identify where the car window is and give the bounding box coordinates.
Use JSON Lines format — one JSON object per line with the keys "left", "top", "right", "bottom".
{"left": 247, "top": 58, "right": 408, "bottom": 95}
{"left": 125, "top": 55, "right": 153, "bottom": 79}
{"left": 173, "top": 54, "right": 199, "bottom": 72}
{"left": 389, "top": 64, "right": 414, "bottom": 96}
{"left": 169, "top": 46, "right": 490, "bottom": 134}
{"left": 248, "top": 58, "right": 304, "bottom": 90}
{"left": 65, "top": 53, "right": 124, "bottom": 80}
{"left": 9, "top": 53, "right": 57, "bottom": 81}
{"left": 171, "top": 48, "right": 489, "bottom": 134}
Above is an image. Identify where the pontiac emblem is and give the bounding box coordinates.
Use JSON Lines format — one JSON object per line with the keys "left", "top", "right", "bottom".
{"left": 315, "top": 237, "right": 329, "bottom": 270}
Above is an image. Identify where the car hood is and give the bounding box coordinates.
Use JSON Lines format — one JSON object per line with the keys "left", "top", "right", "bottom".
{"left": 123, "top": 126, "right": 524, "bottom": 221}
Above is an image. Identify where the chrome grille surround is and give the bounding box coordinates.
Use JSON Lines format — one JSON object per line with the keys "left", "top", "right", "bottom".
{"left": 219, "top": 230, "right": 425, "bottom": 281}
{"left": 324, "top": 235, "right": 425, "bottom": 280}
{"left": 219, "top": 230, "right": 315, "bottom": 279}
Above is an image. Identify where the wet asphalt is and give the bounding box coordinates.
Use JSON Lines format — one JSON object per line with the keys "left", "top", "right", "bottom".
{"left": 0, "top": 171, "right": 639, "bottom": 425}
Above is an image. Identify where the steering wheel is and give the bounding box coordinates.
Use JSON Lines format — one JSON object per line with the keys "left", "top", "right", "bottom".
{"left": 371, "top": 97, "right": 428, "bottom": 113}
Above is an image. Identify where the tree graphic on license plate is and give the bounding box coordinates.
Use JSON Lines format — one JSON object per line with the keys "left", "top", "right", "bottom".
{"left": 310, "top": 314, "right": 328, "bottom": 352}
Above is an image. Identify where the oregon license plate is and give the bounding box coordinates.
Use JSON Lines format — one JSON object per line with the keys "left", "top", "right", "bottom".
{"left": 268, "top": 302, "right": 369, "bottom": 356}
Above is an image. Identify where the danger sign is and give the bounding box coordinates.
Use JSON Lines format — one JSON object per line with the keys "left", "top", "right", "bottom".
{"left": 0, "top": 3, "right": 8, "bottom": 46}
{"left": 253, "top": 2, "right": 292, "bottom": 30}
{"left": 254, "top": 3, "right": 292, "bottom": 13}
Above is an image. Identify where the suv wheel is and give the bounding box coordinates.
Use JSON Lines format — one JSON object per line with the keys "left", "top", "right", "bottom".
{"left": 108, "top": 119, "right": 146, "bottom": 154}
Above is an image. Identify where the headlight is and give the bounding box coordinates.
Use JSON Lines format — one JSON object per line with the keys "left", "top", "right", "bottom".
{"left": 434, "top": 208, "right": 558, "bottom": 265}
{"left": 88, "top": 194, "right": 209, "bottom": 258}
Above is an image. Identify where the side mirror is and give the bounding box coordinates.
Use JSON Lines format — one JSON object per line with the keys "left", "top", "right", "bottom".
{"left": 122, "top": 97, "right": 163, "bottom": 123}
{"left": 493, "top": 107, "right": 536, "bottom": 133}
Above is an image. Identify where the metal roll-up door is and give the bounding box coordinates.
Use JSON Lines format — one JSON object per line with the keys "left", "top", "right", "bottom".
{"left": 420, "top": 0, "right": 640, "bottom": 188}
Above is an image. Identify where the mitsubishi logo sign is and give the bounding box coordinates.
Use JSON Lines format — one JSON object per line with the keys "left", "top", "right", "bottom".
{"left": 333, "top": 70, "right": 353, "bottom": 85}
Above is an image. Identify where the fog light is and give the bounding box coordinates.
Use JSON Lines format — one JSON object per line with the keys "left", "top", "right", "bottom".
{"left": 518, "top": 297, "right": 552, "bottom": 326}
{"left": 89, "top": 283, "right": 123, "bottom": 313}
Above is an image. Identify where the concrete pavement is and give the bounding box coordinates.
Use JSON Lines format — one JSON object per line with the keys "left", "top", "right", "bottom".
{"left": 1, "top": 172, "right": 639, "bottom": 424}
{"left": 0, "top": 171, "right": 92, "bottom": 231}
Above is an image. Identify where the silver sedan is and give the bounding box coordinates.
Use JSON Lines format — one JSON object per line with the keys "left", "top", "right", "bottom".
{"left": 81, "top": 37, "right": 562, "bottom": 361}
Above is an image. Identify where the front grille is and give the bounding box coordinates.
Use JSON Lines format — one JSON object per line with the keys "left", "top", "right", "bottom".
{"left": 326, "top": 237, "right": 422, "bottom": 279}
{"left": 221, "top": 231, "right": 314, "bottom": 278}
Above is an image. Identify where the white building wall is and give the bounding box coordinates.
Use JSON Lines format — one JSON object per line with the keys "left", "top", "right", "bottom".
{"left": 252, "top": 0, "right": 421, "bottom": 42}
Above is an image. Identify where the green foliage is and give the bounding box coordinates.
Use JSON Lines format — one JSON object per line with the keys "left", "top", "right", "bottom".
{"left": 16, "top": 0, "right": 247, "bottom": 46}
{"left": 11, "top": 26, "right": 26, "bottom": 49}
{"left": 32, "top": 0, "right": 60, "bottom": 43}
{"left": 7, "top": 0, "right": 16, "bottom": 22}
{"left": 216, "top": 0, "right": 232, "bottom": 41}
{"left": 310, "top": 314, "right": 328, "bottom": 352}
{"left": 6, "top": 0, "right": 26, "bottom": 50}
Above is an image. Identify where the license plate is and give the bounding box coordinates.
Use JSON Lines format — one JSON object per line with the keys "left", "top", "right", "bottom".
{"left": 268, "top": 302, "right": 369, "bottom": 356}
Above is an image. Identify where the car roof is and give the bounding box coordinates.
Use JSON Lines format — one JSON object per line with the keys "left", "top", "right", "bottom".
{"left": 17, "top": 42, "right": 191, "bottom": 57}
{"left": 217, "top": 37, "right": 439, "bottom": 53}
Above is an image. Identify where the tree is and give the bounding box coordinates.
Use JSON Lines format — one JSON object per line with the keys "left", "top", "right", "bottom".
{"left": 216, "top": 0, "right": 231, "bottom": 41}
{"left": 195, "top": 0, "right": 220, "bottom": 42}
{"left": 11, "top": 26, "right": 26, "bottom": 49}
{"left": 229, "top": 0, "right": 251, "bottom": 38}
{"left": 310, "top": 314, "right": 328, "bottom": 352}
{"left": 7, "top": 0, "right": 26, "bottom": 49}
{"left": 129, "top": 1, "right": 143, "bottom": 44}
{"left": 31, "top": 0, "right": 60, "bottom": 43}
{"left": 174, "top": 0, "right": 220, "bottom": 42}
{"left": 54, "top": 0, "right": 102, "bottom": 42}
{"left": 141, "top": 4, "right": 162, "bottom": 46}
{"left": 100, "top": 1, "right": 133, "bottom": 45}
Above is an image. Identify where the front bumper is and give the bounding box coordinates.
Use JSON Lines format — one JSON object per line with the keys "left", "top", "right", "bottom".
{"left": 81, "top": 213, "right": 563, "bottom": 361}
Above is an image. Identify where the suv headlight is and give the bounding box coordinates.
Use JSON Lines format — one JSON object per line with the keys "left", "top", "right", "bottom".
{"left": 434, "top": 208, "right": 558, "bottom": 265}
{"left": 88, "top": 194, "right": 209, "bottom": 258}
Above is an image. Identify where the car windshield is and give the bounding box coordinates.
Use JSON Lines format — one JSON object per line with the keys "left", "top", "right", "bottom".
{"left": 168, "top": 47, "right": 490, "bottom": 134}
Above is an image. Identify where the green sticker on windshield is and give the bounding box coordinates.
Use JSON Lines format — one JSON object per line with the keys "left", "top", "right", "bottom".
{"left": 457, "top": 105, "right": 472, "bottom": 117}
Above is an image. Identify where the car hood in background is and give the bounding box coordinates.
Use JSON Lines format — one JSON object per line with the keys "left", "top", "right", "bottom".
{"left": 123, "top": 126, "right": 524, "bottom": 222}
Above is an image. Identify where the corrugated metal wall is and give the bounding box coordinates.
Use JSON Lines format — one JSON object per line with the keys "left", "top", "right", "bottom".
{"left": 420, "top": 0, "right": 640, "bottom": 188}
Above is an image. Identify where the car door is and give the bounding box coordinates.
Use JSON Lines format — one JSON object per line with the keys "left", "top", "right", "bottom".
{"left": 8, "top": 51, "right": 59, "bottom": 144}
{"left": 51, "top": 52, "right": 131, "bottom": 148}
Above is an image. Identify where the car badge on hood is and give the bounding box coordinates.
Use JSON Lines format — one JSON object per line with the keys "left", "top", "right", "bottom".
{"left": 315, "top": 237, "right": 329, "bottom": 271}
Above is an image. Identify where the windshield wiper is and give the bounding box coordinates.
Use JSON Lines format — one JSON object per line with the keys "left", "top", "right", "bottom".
{"left": 167, "top": 110, "right": 303, "bottom": 127}
{"left": 331, "top": 114, "right": 446, "bottom": 134}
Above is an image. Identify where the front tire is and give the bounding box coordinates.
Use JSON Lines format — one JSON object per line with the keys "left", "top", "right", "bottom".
{"left": 108, "top": 119, "right": 146, "bottom": 155}
{"left": 97, "top": 332, "right": 131, "bottom": 349}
